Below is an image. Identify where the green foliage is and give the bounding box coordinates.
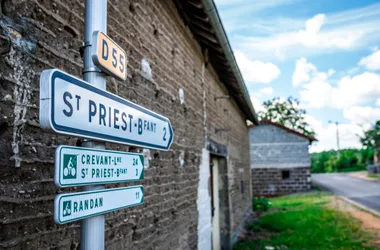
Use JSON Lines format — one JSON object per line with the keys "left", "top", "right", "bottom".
{"left": 361, "top": 121, "right": 380, "bottom": 151}
{"left": 252, "top": 197, "right": 271, "bottom": 212}
{"left": 361, "top": 148, "right": 374, "bottom": 165}
{"left": 269, "top": 193, "right": 330, "bottom": 210}
{"left": 233, "top": 241, "right": 256, "bottom": 250}
{"left": 234, "top": 193, "right": 375, "bottom": 250}
{"left": 256, "top": 207, "right": 369, "bottom": 249}
{"left": 258, "top": 96, "right": 316, "bottom": 137}
{"left": 311, "top": 148, "right": 372, "bottom": 173}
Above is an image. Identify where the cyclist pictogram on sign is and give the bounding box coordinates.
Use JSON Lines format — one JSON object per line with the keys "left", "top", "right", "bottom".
{"left": 63, "top": 154, "right": 77, "bottom": 179}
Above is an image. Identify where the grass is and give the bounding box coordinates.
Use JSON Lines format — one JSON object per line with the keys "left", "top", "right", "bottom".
{"left": 234, "top": 193, "right": 376, "bottom": 250}
{"left": 368, "top": 173, "right": 380, "bottom": 179}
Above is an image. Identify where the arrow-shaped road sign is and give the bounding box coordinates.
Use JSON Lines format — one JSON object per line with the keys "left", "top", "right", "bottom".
{"left": 55, "top": 145, "right": 144, "bottom": 187}
{"left": 54, "top": 186, "right": 144, "bottom": 224}
{"left": 39, "top": 69, "right": 173, "bottom": 150}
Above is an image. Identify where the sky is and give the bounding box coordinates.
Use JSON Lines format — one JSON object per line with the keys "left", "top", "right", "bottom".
{"left": 214, "top": 0, "right": 380, "bottom": 152}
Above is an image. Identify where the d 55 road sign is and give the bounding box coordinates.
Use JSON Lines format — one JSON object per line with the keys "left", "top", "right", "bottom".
{"left": 92, "top": 31, "right": 127, "bottom": 80}
{"left": 39, "top": 69, "right": 173, "bottom": 150}
{"left": 55, "top": 145, "right": 144, "bottom": 187}
{"left": 54, "top": 186, "right": 144, "bottom": 224}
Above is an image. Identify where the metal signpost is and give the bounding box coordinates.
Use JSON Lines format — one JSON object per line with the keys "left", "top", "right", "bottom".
{"left": 38, "top": 0, "right": 173, "bottom": 249}
{"left": 55, "top": 145, "right": 144, "bottom": 187}
{"left": 81, "top": 1, "right": 107, "bottom": 249}
{"left": 39, "top": 69, "right": 173, "bottom": 150}
{"left": 54, "top": 186, "right": 144, "bottom": 224}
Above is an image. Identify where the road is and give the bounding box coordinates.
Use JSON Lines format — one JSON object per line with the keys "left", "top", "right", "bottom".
{"left": 312, "top": 173, "right": 380, "bottom": 212}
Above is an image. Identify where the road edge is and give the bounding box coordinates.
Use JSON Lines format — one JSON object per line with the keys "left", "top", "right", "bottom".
{"left": 337, "top": 196, "right": 380, "bottom": 218}
{"left": 312, "top": 181, "right": 380, "bottom": 218}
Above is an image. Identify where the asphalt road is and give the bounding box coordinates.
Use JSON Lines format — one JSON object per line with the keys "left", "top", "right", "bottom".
{"left": 312, "top": 173, "right": 380, "bottom": 212}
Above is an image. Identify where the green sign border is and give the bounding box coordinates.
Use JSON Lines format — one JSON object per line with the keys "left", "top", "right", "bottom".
{"left": 56, "top": 145, "right": 144, "bottom": 187}
{"left": 55, "top": 186, "right": 144, "bottom": 224}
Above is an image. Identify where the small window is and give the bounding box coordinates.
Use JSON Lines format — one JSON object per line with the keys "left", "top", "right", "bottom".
{"left": 282, "top": 170, "right": 290, "bottom": 179}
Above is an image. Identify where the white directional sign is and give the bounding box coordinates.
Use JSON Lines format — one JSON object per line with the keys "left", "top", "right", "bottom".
{"left": 54, "top": 186, "right": 144, "bottom": 224}
{"left": 55, "top": 145, "right": 144, "bottom": 187}
{"left": 39, "top": 69, "right": 173, "bottom": 150}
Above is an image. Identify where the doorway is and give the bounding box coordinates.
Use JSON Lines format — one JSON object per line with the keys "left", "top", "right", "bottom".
{"left": 210, "top": 157, "right": 221, "bottom": 250}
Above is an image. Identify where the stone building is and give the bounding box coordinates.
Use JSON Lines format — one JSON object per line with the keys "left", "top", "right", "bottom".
{"left": 249, "top": 120, "right": 316, "bottom": 196}
{"left": 0, "top": 0, "right": 259, "bottom": 250}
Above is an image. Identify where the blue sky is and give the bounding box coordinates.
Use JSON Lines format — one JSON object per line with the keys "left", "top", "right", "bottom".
{"left": 214, "top": 0, "right": 380, "bottom": 152}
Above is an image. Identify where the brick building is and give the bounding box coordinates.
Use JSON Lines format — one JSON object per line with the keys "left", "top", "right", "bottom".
{"left": 0, "top": 0, "right": 259, "bottom": 249}
{"left": 249, "top": 120, "right": 316, "bottom": 196}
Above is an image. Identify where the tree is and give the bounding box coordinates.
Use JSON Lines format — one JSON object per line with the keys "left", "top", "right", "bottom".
{"left": 325, "top": 155, "right": 337, "bottom": 173}
{"left": 258, "top": 97, "right": 316, "bottom": 137}
{"left": 361, "top": 121, "right": 380, "bottom": 150}
{"left": 311, "top": 151, "right": 331, "bottom": 173}
{"left": 361, "top": 121, "right": 380, "bottom": 164}
{"left": 360, "top": 148, "right": 374, "bottom": 165}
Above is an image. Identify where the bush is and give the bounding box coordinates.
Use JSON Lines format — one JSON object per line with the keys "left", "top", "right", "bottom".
{"left": 252, "top": 197, "right": 271, "bottom": 212}
{"left": 233, "top": 240, "right": 255, "bottom": 250}
{"left": 311, "top": 149, "right": 372, "bottom": 173}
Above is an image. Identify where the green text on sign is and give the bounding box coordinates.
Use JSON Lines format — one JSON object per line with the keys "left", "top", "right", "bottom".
{"left": 54, "top": 186, "right": 144, "bottom": 224}
{"left": 55, "top": 145, "right": 144, "bottom": 187}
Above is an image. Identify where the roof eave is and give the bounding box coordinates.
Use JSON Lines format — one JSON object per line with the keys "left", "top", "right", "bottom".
{"left": 258, "top": 120, "right": 318, "bottom": 142}
{"left": 201, "top": 0, "right": 259, "bottom": 125}
{"left": 172, "top": 0, "right": 259, "bottom": 125}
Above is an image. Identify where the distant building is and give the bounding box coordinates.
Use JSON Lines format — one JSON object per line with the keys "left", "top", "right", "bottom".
{"left": 249, "top": 120, "right": 316, "bottom": 196}
{"left": 0, "top": 0, "right": 259, "bottom": 250}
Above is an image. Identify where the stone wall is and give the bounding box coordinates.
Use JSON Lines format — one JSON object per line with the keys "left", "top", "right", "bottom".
{"left": 249, "top": 124, "right": 311, "bottom": 169}
{"left": 251, "top": 167, "right": 311, "bottom": 196}
{"left": 0, "top": 1, "right": 252, "bottom": 249}
{"left": 249, "top": 124, "right": 312, "bottom": 196}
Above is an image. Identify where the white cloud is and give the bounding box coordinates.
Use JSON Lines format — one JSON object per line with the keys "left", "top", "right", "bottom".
{"left": 295, "top": 58, "right": 380, "bottom": 109}
{"left": 376, "top": 99, "right": 380, "bottom": 106}
{"left": 231, "top": 3, "right": 380, "bottom": 61}
{"left": 292, "top": 58, "right": 316, "bottom": 87}
{"left": 359, "top": 49, "right": 380, "bottom": 71}
{"left": 327, "top": 69, "right": 335, "bottom": 76}
{"left": 235, "top": 50, "right": 281, "bottom": 84}
{"left": 238, "top": 14, "right": 370, "bottom": 61}
{"left": 305, "top": 115, "right": 363, "bottom": 152}
{"left": 346, "top": 67, "right": 360, "bottom": 75}
{"left": 305, "top": 14, "right": 325, "bottom": 35}
{"left": 270, "top": 13, "right": 361, "bottom": 49}
{"left": 327, "top": 3, "right": 380, "bottom": 25}
{"left": 250, "top": 95, "right": 263, "bottom": 113}
{"left": 333, "top": 72, "right": 380, "bottom": 108}
{"left": 300, "top": 80, "right": 333, "bottom": 109}
{"left": 250, "top": 88, "right": 273, "bottom": 113}
{"left": 259, "top": 87, "right": 273, "bottom": 95}
{"left": 343, "top": 106, "right": 380, "bottom": 125}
